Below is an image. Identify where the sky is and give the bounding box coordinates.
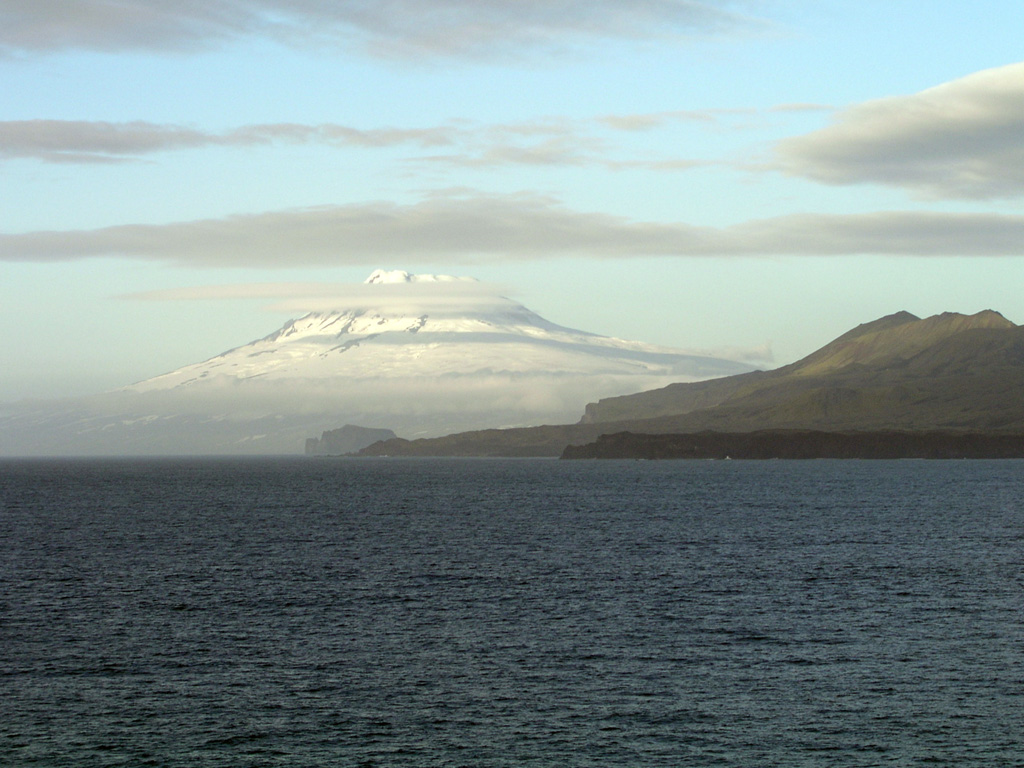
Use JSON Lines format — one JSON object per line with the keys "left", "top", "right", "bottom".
{"left": 3, "top": 0, "right": 1024, "bottom": 401}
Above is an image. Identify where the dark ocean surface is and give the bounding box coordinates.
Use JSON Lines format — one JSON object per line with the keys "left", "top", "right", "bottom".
{"left": 2, "top": 457, "right": 1023, "bottom": 767}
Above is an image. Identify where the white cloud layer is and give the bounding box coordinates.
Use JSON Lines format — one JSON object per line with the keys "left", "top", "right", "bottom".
{"left": 0, "top": 120, "right": 457, "bottom": 163}
{"left": 0, "top": 116, "right": 723, "bottom": 168}
{"left": 122, "top": 279, "right": 518, "bottom": 315}
{"left": 776, "top": 62, "right": 1024, "bottom": 199}
{"left": 3, "top": 192, "right": 1024, "bottom": 265}
{"left": 0, "top": 0, "right": 755, "bottom": 58}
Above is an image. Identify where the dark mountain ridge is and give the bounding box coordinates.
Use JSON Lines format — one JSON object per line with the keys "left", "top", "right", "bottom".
{"left": 581, "top": 309, "right": 1019, "bottom": 424}
{"left": 358, "top": 310, "right": 1024, "bottom": 457}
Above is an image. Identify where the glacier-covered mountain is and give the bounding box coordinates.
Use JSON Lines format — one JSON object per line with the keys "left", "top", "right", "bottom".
{"left": 0, "top": 270, "right": 757, "bottom": 455}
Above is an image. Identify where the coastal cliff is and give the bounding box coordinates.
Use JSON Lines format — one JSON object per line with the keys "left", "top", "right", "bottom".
{"left": 561, "top": 430, "right": 1024, "bottom": 460}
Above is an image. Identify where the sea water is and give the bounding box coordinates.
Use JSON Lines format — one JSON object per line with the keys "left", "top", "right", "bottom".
{"left": 2, "top": 457, "right": 1023, "bottom": 767}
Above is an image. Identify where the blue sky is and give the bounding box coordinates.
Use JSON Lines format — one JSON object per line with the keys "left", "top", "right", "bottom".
{"left": 2, "top": 0, "right": 1024, "bottom": 400}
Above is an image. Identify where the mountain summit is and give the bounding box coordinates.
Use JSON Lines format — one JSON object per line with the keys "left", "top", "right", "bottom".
{"left": 580, "top": 309, "right": 1024, "bottom": 430}
{"left": 0, "top": 271, "right": 755, "bottom": 455}
{"left": 781, "top": 310, "right": 1014, "bottom": 378}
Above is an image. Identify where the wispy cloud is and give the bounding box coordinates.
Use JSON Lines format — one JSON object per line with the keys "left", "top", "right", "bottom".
{"left": 122, "top": 278, "right": 518, "bottom": 315}
{"left": 0, "top": 120, "right": 457, "bottom": 163}
{"left": 122, "top": 282, "right": 354, "bottom": 301}
{"left": 4, "top": 191, "right": 1024, "bottom": 266}
{"left": 417, "top": 134, "right": 606, "bottom": 169}
{"left": 776, "top": 62, "right": 1024, "bottom": 199}
{"left": 0, "top": 121, "right": 213, "bottom": 163}
{"left": 767, "top": 103, "right": 832, "bottom": 114}
{"left": 0, "top": 116, "right": 721, "bottom": 169}
{"left": 0, "top": 0, "right": 760, "bottom": 59}
{"left": 598, "top": 110, "right": 720, "bottom": 131}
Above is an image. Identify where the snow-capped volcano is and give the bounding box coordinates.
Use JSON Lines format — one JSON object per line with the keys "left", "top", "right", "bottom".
{"left": 131, "top": 270, "right": 740, "bottom": 391}
{"left": 1, "top": 271, "right": 758, "bottom": 455}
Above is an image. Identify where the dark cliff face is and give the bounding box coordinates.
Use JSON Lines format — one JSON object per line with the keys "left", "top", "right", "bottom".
{"left": 561, "top": 430, "right": 1024, "bottom": 460}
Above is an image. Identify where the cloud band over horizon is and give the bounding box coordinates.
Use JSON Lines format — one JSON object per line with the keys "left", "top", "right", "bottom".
{"left": 120, "top": 278, "right": 519, "bottom": 314}
{"left": 0, "top": 114, "right": 742, "bottom": 168}
{"left": 4, "top": 192, "right": 1024, "bottom": 266}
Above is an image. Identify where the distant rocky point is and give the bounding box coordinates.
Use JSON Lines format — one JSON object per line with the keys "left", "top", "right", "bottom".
{"left": 306, "top": 425, "right": 398, "bottom": 456}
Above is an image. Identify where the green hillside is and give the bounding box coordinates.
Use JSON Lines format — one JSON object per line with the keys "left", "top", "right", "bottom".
{"left": 582, "top": 310, "right": 1024, "bottom": 432}
{"left": 359, "top": 310, "right": 1024, "bottom": 456}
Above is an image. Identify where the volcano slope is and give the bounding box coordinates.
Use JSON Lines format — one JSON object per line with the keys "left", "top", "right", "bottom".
{"left": 359, "top": 310, "right": 1024, "bottom": 457}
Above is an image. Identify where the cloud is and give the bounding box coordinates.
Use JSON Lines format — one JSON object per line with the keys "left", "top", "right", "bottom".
{"left": 4, "top": 191, "right": 1024, "bottom": 266}
{"left": 776, "top": 62, "right": 1024, "bottom": 199}
{"left": 121, "top": 278, "right": 519, "bottom": 315}
{"left": 417, "top": 135, "right": 605, "bottom": 168}
{"left": 2, "top": 111, "right": 780, "bottom": 168}
{"left": 608, "top": 158, "right": 712, "bottom": 172}
{"left": 122, "top": 282, "right": 355, "bottom": 301}
{"left": 0, "top": 121, "right": 211, "bottom": 163}
{"left": 0, "top": 120, "right": 457, "bottom": 163}
{"left": 0, "top": 117, "right": 687, "bottom": 167}
{"left": 0, "top": 0, "right": 758, "bottom": 59}
{"left": 598, "top": 110, "right": 719, "bottom": 131}
{"left": 102, "top": 372, "right": 705, "bottom": 434}
{"left": 767, "top": 103, "right": 832, "bottom": 114}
